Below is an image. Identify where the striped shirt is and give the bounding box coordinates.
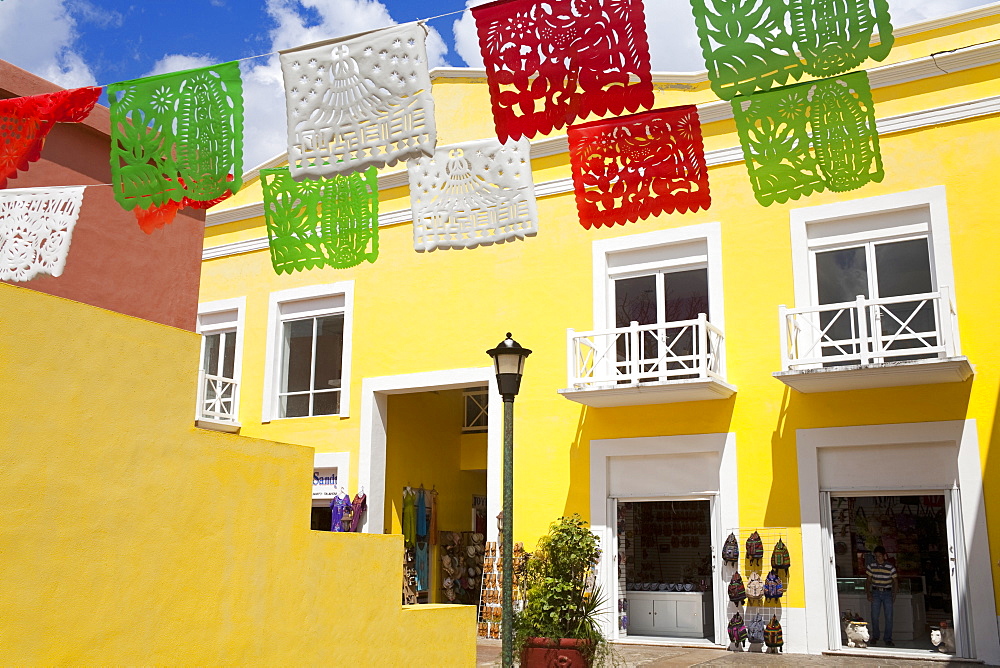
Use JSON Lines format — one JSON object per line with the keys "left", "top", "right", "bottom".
{"left": 867, "top": 561, "right": 897, "bottom": 589}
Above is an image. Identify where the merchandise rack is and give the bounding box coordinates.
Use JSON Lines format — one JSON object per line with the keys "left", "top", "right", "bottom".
{"left": 722, "top": 527, "right": 790, "bottom": 652}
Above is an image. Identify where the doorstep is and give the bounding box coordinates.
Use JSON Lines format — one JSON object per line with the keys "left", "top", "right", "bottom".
{"left": 824, "top": 649, "right": 983, "bottom": 663}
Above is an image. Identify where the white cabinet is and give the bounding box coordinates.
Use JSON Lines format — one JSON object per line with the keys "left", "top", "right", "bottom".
{"left": 627, "top": 591, "right": 710, "bottom": 638}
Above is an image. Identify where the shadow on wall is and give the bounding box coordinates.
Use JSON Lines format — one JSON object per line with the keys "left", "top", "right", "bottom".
{"left": 764, "top": 379, "right": 974, "bottom": 529}
{"left": 563, "top": 397, "right": 738, "bottom": 521}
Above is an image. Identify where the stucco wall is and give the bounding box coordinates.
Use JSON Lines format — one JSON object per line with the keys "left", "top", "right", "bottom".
{"left": 0, "top": 282, "right": 474, "bottom": 665}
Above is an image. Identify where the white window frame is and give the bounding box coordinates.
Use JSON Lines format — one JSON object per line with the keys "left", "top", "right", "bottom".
{"left": 197, "top": 297, "right": 246, "bottom": 426}
{"left": 263, "top": 282, "right": 354, "bottom": 422}
{"left": 789, "top": 186, "right": 960, "bottom": 353}
{"left": 591, "top": 222, "right": 726, "bottom": 373}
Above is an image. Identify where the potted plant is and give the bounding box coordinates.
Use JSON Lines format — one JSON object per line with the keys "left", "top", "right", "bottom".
{"left": 515, "top": 514, "right": 608, "bottom": 667}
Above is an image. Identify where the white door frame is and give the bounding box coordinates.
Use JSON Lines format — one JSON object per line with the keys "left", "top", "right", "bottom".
{"left": 359, "top": 367, "right": 500, "bottom": 537}
{"left": 797, "top": 420, "right": 998, "bottom": 663}
{"left": 590, "top": 433, "right": 739, "bottom": 645}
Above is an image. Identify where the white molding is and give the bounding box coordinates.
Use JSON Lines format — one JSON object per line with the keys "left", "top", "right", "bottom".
{"left": 359, "top": 367, "right": 498, "bottom": 536}
{"left": 312, "top": 451, "right": 351, "bottom": 506}
{"left": 589, "top": 433, "right": 739, "bottom": 645}
{"left": 197, "top": 297, "right": 247, "bottom": 424}
{"left": 796, "top": 420, "right": 999, "bottom": 664}
{"left": 203, "top": 236, "right": 269, "bottom": 259}
{"left": 262, "top": 282, "right": 355, "bottom": 422}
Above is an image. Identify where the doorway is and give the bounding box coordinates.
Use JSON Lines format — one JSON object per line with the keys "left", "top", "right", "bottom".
{"left": 615, "top": 499, "right": 716, "bottom": 642}
{"left": 827, "top": 493, "right": 959, "bottom": 655}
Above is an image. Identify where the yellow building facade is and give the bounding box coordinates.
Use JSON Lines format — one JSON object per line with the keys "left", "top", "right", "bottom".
{"left": 198, "top": 6, "right": 1000, "bottom": 660}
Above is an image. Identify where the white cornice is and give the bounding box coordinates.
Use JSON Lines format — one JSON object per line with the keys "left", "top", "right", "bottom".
{"left": 205, "top": 92, "right": 1000, "bottom": 261}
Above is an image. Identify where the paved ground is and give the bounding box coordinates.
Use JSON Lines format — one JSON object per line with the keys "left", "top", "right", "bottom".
{"left": 476, "top": 638, "right": 989, "bottom": 667}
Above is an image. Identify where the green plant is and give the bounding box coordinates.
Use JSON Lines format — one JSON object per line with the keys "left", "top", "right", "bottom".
{"left": 515, "top": 514, "right": 607, "bottom": 662}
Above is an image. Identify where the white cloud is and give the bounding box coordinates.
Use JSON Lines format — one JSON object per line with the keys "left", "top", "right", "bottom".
{"left": 0, "top": 0, "right": 96, "bottom": 87}
{"left": 144, "top": 54, "right": 216, "bottom": 78}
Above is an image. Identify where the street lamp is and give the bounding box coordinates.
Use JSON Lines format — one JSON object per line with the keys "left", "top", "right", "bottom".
{"left": 486, "top": 333, "right": 531, "bottom": 668}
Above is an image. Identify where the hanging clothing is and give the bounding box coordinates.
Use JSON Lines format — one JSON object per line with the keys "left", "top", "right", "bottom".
{"left": 416, "top": 489, "right": 428, "bottom": 538}
{"left": 402, "top": 490, "right": 416, "bottom": 548}
{"left": 350, "top": 493, "right": 367, "bottom": 532}
{"left": 415, "top": 541, "right": 429, "bottom": 591}
{"left": 330, "top": 494, "right": 352, "bottom": 532}
{"left": 429, "top": 490, "right": 438, "bottom": 545}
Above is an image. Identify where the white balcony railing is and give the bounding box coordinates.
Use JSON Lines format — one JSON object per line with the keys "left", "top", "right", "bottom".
{"left": 779, "top": 288, "right": 958, "bottom": 371}
{"left": 567, "top": 314, "right": 726, "bottom": 389}
{"left": 197, "top": 370, "right": 240, "bottom": 423}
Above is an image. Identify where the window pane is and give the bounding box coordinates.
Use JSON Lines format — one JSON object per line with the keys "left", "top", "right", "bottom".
{"left": 816, "top": 246, "right": 869, "bottom": 305}
{"left": 874, "top": 238, "right": 932, "bottom": 298}
{"left": 875, "top": 238, "right": 935, "bottom": 355}
{"left": 615, "top": 275, "right": 657, "bottom": 327}
{"left": 313, "top": 391, "right": 339, "bottom": 416}
{"left": 283, "top": 319, "right": 314, "bottom": 393}
{"left": 313, "top": 315, "right": 344, "bottom": 391}
{"left": 222, "top": 331, "right": 236, "bottom": 379}
{"left": 281, "top": 393, "right": 310, "bottom": 418}
{"left": 203, "top": 333, "right": 220, "bottom": 375}
{"left": 663, "top": 268, "right": 709, "bottom": 322}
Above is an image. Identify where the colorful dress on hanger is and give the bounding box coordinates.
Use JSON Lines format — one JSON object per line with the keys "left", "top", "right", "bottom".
{"left": 350, "top": 493, "right": 367, "bottom": 532}
{"left": 416, "top": 489, "right": 428, "bottom": 538}
{"left": 330, "top": 494, "right": 352, "bottom": 532}
{"left": 402, "top": 490, "right": 416, "bottom": 548}
{"left": 415, "top": 541, "right": 429, "bottom": 591}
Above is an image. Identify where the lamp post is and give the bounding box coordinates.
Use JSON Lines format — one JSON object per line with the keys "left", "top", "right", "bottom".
{"left": 487, "top": 332, "right": 531, "bottom": 668}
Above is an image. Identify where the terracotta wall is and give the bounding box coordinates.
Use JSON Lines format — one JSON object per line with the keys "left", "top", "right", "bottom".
{"left": 0, "top": 60, "right": 204, "bottom": 331}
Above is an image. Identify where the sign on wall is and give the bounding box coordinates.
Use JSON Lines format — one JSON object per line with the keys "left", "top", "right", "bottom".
{"left": 312, "top": 468, "right": 339, "bottom": 499}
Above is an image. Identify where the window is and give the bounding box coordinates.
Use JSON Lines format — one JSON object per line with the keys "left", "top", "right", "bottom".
{"left": 263, "top": 283, "right": 354, "bottom": 421}
{"left": 463, "top": 387, "right": 488, "bottom": 432}
{"left": 589, "top": 223, "right": 726, "bottom": 383}
{"left": 788, "top": 186, "right": 959, "bottom": 368}
{"left": 197, "top": 298, "right": 245, "bottom": 425}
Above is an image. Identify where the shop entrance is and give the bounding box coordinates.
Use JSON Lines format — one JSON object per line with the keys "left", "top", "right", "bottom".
{"left": 615, "top": 499, "right": 715, "bottom": 642}
{"left": 826, "top": 493, "right": 961, "bottom": 656}
{"left": 384, "top": 388, "right": 489, "bottom": 606}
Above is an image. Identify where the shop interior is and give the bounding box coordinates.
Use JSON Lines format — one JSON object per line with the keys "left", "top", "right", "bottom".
{"left": 617, "top": 499, "right": 714, "bottom": 640}
{"left": 831, "top": 494, "right": 954, "bottom": 653}
{"left": 384, "top": 387, "right": 489, "bottom": 605}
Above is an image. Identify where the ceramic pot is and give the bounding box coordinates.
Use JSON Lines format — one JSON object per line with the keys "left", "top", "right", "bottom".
{"left": 520, "top": 638, "right": 594, "bottom": 668}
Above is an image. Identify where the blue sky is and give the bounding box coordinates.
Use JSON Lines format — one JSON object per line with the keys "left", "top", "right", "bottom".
{"left": 0, "top": 0, "right": 994, "bottom": 167}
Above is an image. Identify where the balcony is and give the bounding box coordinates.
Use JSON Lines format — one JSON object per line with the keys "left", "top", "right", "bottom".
{"left": 774, "top": 289, "right": 973, "bottom": 393}
{"left": 196, "top": 370, "right": 241, "bottom": 432}
{"left": 558, "top": 314, "right": 736, "bottom": 407}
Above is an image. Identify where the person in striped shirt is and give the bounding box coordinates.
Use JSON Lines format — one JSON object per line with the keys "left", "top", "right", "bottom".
{"left": 866, "top": 546, "right": 898, "bottom": 647}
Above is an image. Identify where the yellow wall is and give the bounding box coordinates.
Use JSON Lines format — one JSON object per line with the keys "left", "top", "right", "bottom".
{"left": 0, "top": 283, "right": 474, "bottom": 665}
{"left": 199, "top": 13, "right": 1000, "bottom": 614}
